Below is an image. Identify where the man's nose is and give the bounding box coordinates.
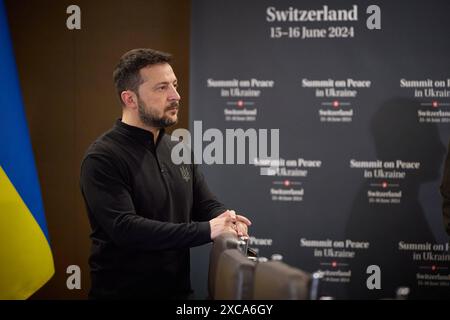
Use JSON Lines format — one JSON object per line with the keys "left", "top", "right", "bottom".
{"left": 168, "top": 85, "right": 181, "bottom": 101}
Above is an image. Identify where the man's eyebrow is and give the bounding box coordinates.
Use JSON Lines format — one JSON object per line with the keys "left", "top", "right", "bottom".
{"left": 152, "top": 81, "right": 169, "bottom": 87}
{"left": 153, "top": 80, "right": 178, "bottom": 87}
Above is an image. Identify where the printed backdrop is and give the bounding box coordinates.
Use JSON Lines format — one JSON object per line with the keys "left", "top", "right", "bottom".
{"left": 189, "top": 0, "right": 450, "bottom": 299}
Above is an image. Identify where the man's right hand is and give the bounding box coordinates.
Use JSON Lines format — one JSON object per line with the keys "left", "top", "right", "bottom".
{"left": 209, "top": 210, "right": 237, "bottom": 240}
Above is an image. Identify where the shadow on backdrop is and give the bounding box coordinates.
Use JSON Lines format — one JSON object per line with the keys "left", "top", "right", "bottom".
{"left": 345, "top": 98, "right": 448, "bottom": 299}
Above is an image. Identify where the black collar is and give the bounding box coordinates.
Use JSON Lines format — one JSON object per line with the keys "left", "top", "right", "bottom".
{"left": 114, "top": 119, "right": 165, "bottom": 147}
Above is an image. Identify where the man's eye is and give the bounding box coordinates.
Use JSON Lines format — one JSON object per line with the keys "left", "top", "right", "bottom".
{"left": 157, "top": 86, "right": 167, "bottom": 91}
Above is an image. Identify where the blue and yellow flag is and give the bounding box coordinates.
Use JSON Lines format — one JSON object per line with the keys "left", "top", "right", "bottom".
{"left": 0, "top": 0, "right": 54, "bottom": 299}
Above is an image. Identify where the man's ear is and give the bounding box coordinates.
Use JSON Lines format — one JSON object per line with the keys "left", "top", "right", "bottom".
{"left": 120, "top": 90, "right": 137, "bottom": 109}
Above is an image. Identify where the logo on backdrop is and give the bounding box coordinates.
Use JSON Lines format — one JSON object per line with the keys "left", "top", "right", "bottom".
{"left": 400, "top": 78, "right": 450, "bottom": 123}
{"left": 206, "top": 78, "right": 275, "bottom": 122}
{"left": 398, "top": 241, "right": 450, "bottom": 288}
{"left": 254, "top": 157, "right": 322, "bottom": 203}
{"left": 248, "top": 236, "right": 273, "bottom": 255}
{"left": 266, "top": 5, "right": 381, "bottom": 40}
{"left": 302, "top": 78, "right": 371, "bottom": 123}
{"left": 300, "top": 238, "right": 371, "bottom": 284}
{"left": 349, "top": 159, "right": 421, "bottom": 204}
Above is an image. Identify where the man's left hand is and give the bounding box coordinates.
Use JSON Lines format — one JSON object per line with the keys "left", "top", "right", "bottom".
{"left": 227, "top": 210, "right": 251, "bottom": 237}
{"left": 235, "top": 220, "right": 248, "bottom": 237}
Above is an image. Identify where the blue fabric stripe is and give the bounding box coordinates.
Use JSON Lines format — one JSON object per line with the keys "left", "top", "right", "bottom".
{"left": 0, "top": 0, "right": 49, "bottom": 241}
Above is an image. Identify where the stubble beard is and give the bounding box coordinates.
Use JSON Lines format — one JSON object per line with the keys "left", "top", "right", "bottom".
{"left": 137, "top": 98, "right": 179, "bottom": 129}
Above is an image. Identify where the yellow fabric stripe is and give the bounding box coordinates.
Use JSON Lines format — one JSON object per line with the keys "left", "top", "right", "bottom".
{"left": 0, "top": 166, "right": 54, "bottom": 299}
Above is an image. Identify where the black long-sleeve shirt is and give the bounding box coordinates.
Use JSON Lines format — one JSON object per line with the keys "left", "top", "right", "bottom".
{"left": 80, "top": 119, "right": 226, "bottom": 299}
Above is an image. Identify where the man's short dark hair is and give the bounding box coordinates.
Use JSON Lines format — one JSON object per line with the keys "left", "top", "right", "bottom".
{"left": 113, "top": 48, "right": 172, "bottom": 105}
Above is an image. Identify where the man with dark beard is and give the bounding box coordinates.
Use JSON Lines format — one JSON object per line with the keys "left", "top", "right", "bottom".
{"left": 80, "top": 48, "right": 251, "bottom": 299}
